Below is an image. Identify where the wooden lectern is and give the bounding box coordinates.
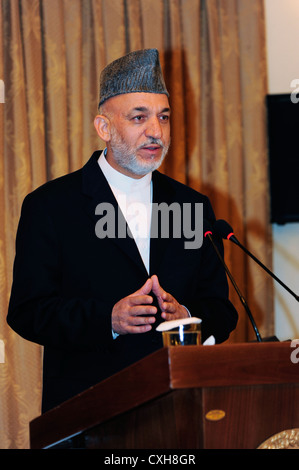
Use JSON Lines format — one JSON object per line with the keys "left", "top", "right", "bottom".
{"left": 30, "top": 342, "right": 299, "bottom": 449}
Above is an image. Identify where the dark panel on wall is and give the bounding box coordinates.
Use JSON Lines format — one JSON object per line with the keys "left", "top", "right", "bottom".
{"left": 267, "top": 93, "right": 299, "bottom": 224}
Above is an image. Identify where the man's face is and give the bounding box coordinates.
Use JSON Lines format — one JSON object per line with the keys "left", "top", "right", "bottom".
{"left": 100, "top": 93, "right": 171, "bottom": 178}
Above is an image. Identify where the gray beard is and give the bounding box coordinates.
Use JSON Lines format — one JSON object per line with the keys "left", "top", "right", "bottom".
{"left": 110, "top": 130, "right": 170, "bottom": 177}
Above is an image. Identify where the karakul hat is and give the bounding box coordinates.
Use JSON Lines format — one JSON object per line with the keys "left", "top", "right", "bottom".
{"left": 99, "top": 48, "right": 169, "bottom": 107}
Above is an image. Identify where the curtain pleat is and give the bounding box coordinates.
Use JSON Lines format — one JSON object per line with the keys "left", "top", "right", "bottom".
{"left": 0, "top": 0, "right": 272, "bottom": 448}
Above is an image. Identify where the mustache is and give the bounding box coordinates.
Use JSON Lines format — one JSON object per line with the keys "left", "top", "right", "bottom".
{"left": 138, "top": 138, "right": 164, "bottom": 149}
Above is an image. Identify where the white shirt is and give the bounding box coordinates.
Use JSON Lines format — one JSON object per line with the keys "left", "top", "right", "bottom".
{"left": 98, "top": 150, "right": 152, "bottom": 274}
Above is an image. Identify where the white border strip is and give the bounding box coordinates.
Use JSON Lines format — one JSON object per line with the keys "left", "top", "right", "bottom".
{"left": 0, "top": 340, "right": 4, "bottom": 363}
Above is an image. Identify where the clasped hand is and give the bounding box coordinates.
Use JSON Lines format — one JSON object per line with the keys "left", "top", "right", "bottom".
{"left": 111, "top": 274, "right": 189, "bottom": 335}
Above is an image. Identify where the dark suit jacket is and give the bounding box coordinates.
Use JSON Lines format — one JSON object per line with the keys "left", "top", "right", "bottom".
{"left": 7, "top": 151, "right": 238, "bottom": 413}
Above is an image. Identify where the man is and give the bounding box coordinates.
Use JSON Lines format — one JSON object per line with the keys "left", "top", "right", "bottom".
{"left": 7, "top": 49, "right": 238, "bottom": 413}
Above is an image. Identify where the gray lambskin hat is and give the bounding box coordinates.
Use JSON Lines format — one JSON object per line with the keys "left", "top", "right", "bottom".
{"left": 98, "top": 48, "right": 169, "bottom": 107}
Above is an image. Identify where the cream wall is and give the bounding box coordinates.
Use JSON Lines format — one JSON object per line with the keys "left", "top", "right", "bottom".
{"left": 264, "top": 0, "right": 299, "bottom": 340}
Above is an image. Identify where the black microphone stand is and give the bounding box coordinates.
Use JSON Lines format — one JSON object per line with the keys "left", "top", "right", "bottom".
{"left": 205, "top": 230, "right": 263, "bottom": 342}
{"left": 215, "top": 219, "right": 299, "bottom": 303}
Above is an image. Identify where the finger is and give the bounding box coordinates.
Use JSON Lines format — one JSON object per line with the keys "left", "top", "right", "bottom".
{"left": 112, "top": 306, "right": 156, "bottom": 335}
{"left": 160, "top": 299, "right": 176, "bottom": 313}
{"left": 116, "top": 319, "right": 154, "bottom": 335}
{"left": 151, "top": 274, "right": 162, "bottom": 297}
{"left": 132, "top": 278, "right": 153, "bottom": 297}
{"left": 129, "top": 294, "right": 155, "bottom": 307}
{"left": 151, "top": 275, "right": 169, "bottom": 310}
{"left": 126, "top": 311, "right": 156, "bottom": 333}
{"left": 161, "top": 305, "right": 189, "bottom": 321}
{"left": 161, "top": 311, "right": 177, "bottom": 321}
{"left": 130, "top": 304, "right": 157, "bottom": 316}
{"left": 125, "top": 323, "right": 153, "bottom": 334}
{"left": 159, "top": 292, "right": 172, "bottom": 311}
{"left": 160, "top": 291, "right": 172, "bottom": 303}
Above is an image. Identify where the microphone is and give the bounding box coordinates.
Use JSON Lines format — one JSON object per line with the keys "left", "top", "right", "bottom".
{"left": 214, "top": 219, "right": 299, "bottom": 303}
{"left": 204, "top": 221, "right": 263, "bottom": 342}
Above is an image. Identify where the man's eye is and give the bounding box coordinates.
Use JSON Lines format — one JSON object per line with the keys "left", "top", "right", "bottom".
{"left": 132, "top": 115, "right": 145, "bottom": 121}
{"left": 159, "top": 115, "right": 169, "bottom": 122}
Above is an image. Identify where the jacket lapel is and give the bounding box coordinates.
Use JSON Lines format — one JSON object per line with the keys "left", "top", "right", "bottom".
{"left": 149, "top": 170, "right": 175, "bottom": 276}
{"left": 81, "top": 151, "right": 148, "bottom": 277}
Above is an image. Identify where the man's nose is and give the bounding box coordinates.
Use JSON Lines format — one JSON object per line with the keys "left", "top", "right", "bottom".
{"left": 145, "top": 117, "right": 162, "bottom": 139}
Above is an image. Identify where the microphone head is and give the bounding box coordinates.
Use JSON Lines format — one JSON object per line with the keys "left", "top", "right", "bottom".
{"left": 203, "top": 218, "right": 213, "bottom": 238}
{"left": 214, "top": 219, "right": 235, "bottom": 240}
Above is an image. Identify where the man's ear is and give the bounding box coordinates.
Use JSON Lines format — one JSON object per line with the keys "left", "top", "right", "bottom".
{"left": 94, "top": 114, "right": 111, "bottom": 142}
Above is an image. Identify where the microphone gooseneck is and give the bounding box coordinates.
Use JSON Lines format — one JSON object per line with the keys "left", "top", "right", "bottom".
{"left": 204, "top": 222, "right": 263, "bottom": 342}
{"left": 215, "top": 219, "right": 299, "bottom": 303}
